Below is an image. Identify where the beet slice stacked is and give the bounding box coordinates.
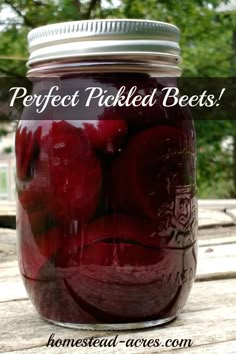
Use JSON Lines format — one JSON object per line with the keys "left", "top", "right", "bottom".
{"left": 110, "top": 125, "right": 193, "bottom": 219}
{"left": 15, "top": 124, "right": 42, "bottom": 181}
{"left": 18, "top": 209, "right": 62, "bottom": 280}
{"left": 55, "top": 214, "right": 167, "bottom": 269}
{"left": 82, "top": 112, "right": 127, "bottom": 152}
{"left": 49, "top": 120, "right": 102, "bottom": 223}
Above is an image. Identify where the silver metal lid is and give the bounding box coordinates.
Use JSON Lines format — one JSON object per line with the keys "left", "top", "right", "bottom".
{"left": 27, "top": 19, "right": 181, "bottom": 67}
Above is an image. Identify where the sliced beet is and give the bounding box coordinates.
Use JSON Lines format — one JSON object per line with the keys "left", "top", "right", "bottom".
{"left": 110, "top": 125, "right": 194, "bottom": 219}
{"left": 16, "top": 121, "right": 52, "bottom": 213}
{"left": 15, "top": 124, "right": 42, "bottom": 181}
{"left": 17, "top": 120, "right": 102, "bottom": 224}
{"left": 117, "top": 76, "right": 168, "bottom": 128}
{"left": 57, "top": 245, "right": 196, "bottom": 321}
{"left": 49, "top": 121, "right": 102, "bottom": 223}
{"left": 80, "top": 243, "right": 163, "bottom": 267}
{"left": 57, "top": 241, "right": 163, "bottom": 268}
{"left": 27, "top": 209, "right": 55, "bottom": 235}
{"left": 55, "top": 234, "right": 83, "bottom": 267}
{"left": 18, "top": 211, "right": 62, "bottom": 280}
{"left": 55, "top": 214, "right": 167, "bottom": 269}
{"left": 17, "top": 156, "right": 50, "bottom": 213}
{"left": 84, "top": 214, "right": 169, "bottom": 248}
{"left": 34, "top": 226, "right": 63, "bottom": 259}
{"left": 82, "top": 112, "right": 127, "bottom": 152}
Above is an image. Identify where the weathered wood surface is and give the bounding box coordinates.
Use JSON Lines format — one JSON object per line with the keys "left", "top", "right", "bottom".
{"left": 4, "top": 341, "right": 236, "bottom": 354}
{"left": 0, "top": 206, "right": 236, "bottom": 354}
{"left": 198, "top": 209, "right": 234, "bottom": 228}
{"left": 198, "top": 199, "right": 236, "bottom": 210}
{"left": 0, "top": 279, "right": 236, "bottom": 353}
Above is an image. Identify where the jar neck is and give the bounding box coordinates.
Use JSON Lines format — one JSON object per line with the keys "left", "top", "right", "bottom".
{"left": 27, "top": 56, "right": 181, "bottom": 77}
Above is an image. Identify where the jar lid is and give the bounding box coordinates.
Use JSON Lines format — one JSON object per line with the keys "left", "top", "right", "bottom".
{"left": 27, "top": 19, "right": 181, "bottom": 67}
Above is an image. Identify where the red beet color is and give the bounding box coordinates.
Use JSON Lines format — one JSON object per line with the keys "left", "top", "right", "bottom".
{"left": 15, "top": 122, "right": 42, "bottom": 181}
{"left": 110, "top": 125, "right": 195, "bottom": 219}
{"left": 16, "top": 74, "right": 197, "bottom": 326}
{"left": 82, "top": 112, "right": 127, "bottom": 152}
{"left": 49, "top": 120, "right": 102, "bottom": 223}
{"left": 18, "top": 207, "right": 62, "bottom": 280}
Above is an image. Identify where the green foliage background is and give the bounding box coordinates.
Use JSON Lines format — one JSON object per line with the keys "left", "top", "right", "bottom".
{"left": 0, "top": 0, "right": 235, "bottom": 198}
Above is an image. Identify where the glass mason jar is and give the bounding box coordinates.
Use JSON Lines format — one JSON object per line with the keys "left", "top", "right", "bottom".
{"left": 16, "top": 19, "right": 197, "bottom": 330}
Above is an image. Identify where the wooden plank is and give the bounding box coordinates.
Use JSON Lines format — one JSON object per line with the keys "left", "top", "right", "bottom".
{"left": 0, "top": 228, "right": 16, "bottom": 238}
{"left": 0, "top": 260, "right": 18, "bottom": 269}
{"left": 0, "top": 204, "right": 16, "bottom": 215}
{"left": 0, "top": 279, "right": 236, "bottom": 353}
{"left": 225, "top": 208, "right": 236, "bottom": 222}
{"left": 197, "top": 243, "right": 236, "bottom": 281}
{"left": 198, "top": 225, "right": 236, "bottom": 246}
{"left": 0, "top": 300, "right": 108, "bottom": 353}
{"left": 198, "top": 209, "right": 234, "bottom": 228}
{"left": 0, "top": 243, "right": 15, "bottom": 257}
{"left": 3, "top": 339, "right": 236, "bottom": 354}
{"left": 198, "top": 199, "right": 236, "bottom": 210}
{"left": 5, "top": 342, "right": 236, "bottom": 354}
{"left": 0, "top": 210, "right": 16, "bottom": 216}
{"left": 0, "top": 280, "right": 27, "bottom": 302}
{"left": 164, "top": 341, "right": 236, "bottom": 354}
{"left": 0, "top": 228, "right": 17, "bottom": 262}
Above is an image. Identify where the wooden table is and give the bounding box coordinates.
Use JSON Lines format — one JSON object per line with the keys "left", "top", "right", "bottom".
{"left": 0, "top": 206, "right": 236, "bottom": 353}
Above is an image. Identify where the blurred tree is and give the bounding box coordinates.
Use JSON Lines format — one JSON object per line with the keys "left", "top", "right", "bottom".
{"left": 0, "top": 0, "right": 233, "bottom": 76}
{"left": 0, "top": 0, "right": 235, "bottom": 197}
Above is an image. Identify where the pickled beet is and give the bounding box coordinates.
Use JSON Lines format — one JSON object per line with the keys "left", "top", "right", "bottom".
{"left": 55, "top": 214, "right": 166, "bottom": 268}
{"left": 17, "top": 74, "right": 197, "bottom": 326}
{"left": 61, "top": 242, "right": 164, "bottom": 268}
{"left": 82, "top": 112, "right": 127, "bottom": 152}
{"left": 27, "top": 209, "right": 55, "bottom": 235}
{"left": 110, "top": 125, "right": 193, "bottom": 219}
{"left": 49, "top": 120, "right": 102, "bottom": 223}
{"left": 17, "top": 154, "right": 50, "bottom": 213}
{"left": 119, "top": 77, "right": 168, "bottom": 128}
{"left": 83, "top": 214, "right": 170, "bottom": 248}
{"left": 18, "top": 210, "right": 62, "bottom": 280}
{"left": 15, "top": 123, "right": 42, "bottom": 181}
{"left": 53, "top": 242, "right": 197, "bottom": 322}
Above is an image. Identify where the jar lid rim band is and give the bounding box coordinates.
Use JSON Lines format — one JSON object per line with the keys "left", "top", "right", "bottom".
{"left": 27, "top": 19, "right": 181, "bottom": 67}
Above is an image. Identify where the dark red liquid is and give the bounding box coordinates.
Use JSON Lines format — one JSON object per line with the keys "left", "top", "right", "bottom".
{"left": 16, "top": 74, "right": 197, "bottom": 325}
